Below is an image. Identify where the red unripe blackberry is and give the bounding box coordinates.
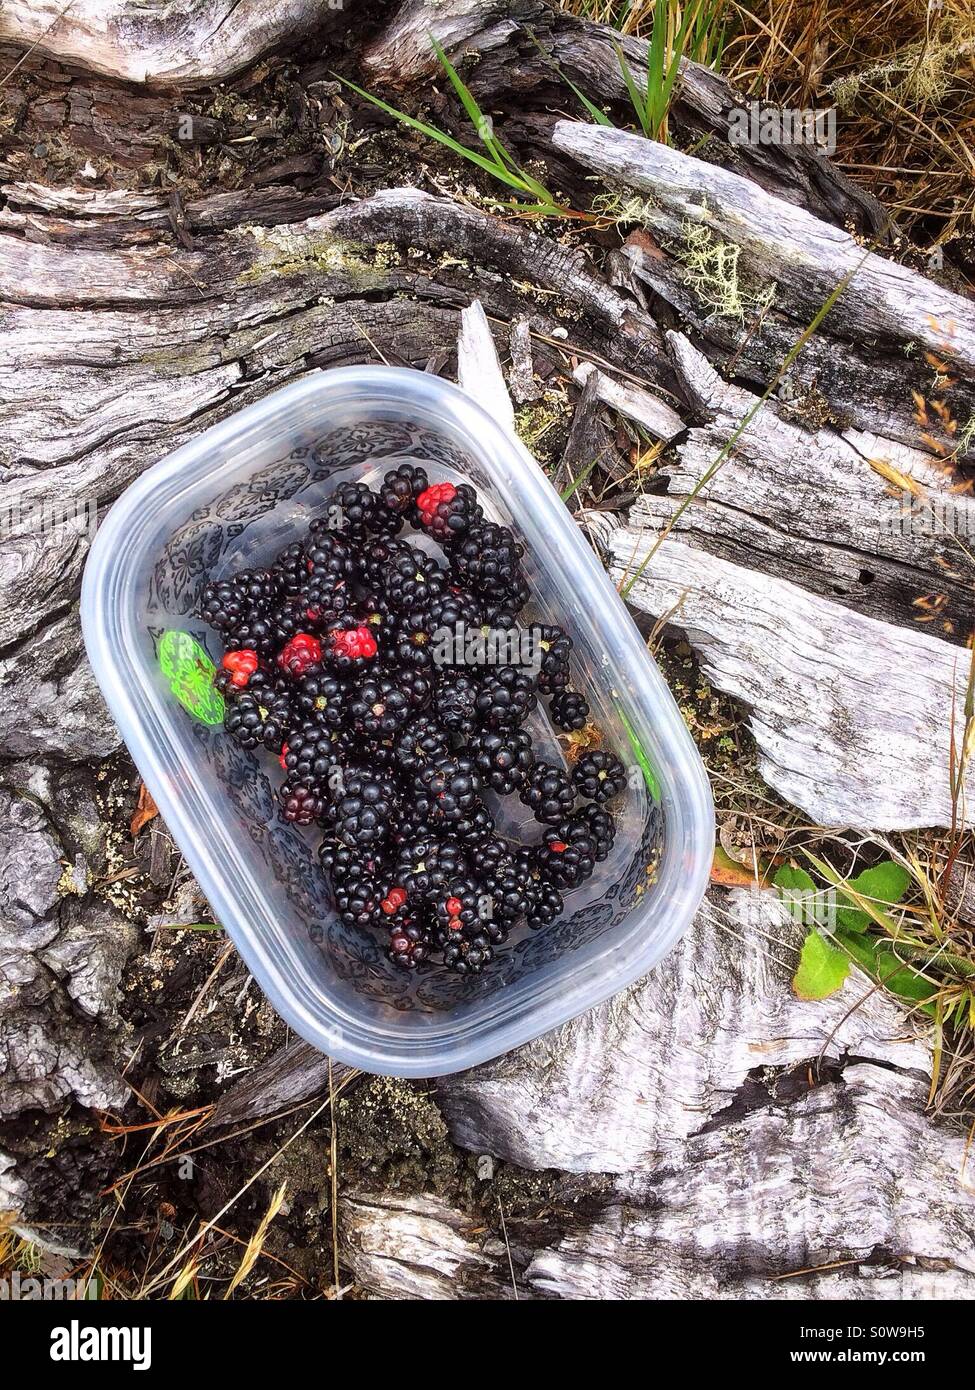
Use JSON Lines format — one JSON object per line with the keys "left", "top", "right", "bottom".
{"left": 326, "top": 621, "right": 378, "bottom": 671}
{"left": 277, "top": 632, "right": 322, "bottom": 677}
{"left": 221, "top": 648, "right": 259, "bottom": 689}
{"left": 415, "top": 481, "right": 484, "bottom": 545}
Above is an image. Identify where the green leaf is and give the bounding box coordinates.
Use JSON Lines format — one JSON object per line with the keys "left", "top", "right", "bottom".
{"left": 837, "top": 930, "right": 937, "bottom": 1008}
{"left": 793, "top": 929, "right": 850, "bottom": 1000}
{"left": 836, "top": 859, "right": 911, "bottom": 933}
{"left": 773, "top": 863, "right": 827, "bottom": 926}
{"left": 614, "top": 43, "right": 650, "bottom": 136}
{"left": 773, "top": 863, "right": 816, "bottom": 894}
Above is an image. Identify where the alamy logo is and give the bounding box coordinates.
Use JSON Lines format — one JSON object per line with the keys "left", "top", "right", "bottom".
{"left": 728, "top": 101, "right": 837, "bottom": 155}
{"left": 0, "top": 1271, "right": 96, "bottom": 1301}
{"left": 49, "top": 1319, "right": 152, "bottom": 1372}
{"left": 431, "top": 622, "right": 542, "bottom": 672}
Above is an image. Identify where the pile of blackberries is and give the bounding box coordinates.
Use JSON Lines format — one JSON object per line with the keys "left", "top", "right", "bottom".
{"left": 200, "top": 469, "right": 627, "bottom": 976}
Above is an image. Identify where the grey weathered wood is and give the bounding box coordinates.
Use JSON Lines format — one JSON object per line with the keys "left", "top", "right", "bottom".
{"left": 572, "top": 361, "right": 685, "bottom": 440}
{"left": 340, "top": 890, "right": 975, "bottom": 1300}
{"left": 640, "top": 332, "right": 975, "bottom": 638}
{"left": 552, "top": 121, "right": 975, "bottom": 461}
{"left": 209, "top": 1040, "right": 359, "bottom": 1129}
{"left": 0, "top": 0, "right": 345, "bottom": 85}
{"left": 604, "top": 525, "right": 971, "bottom": 830}
{"left": 3, "top": 1, "right": 974, "bottom": 1306}
{"left": 364, "top": 0, "right": 886, "bottom": 236}
{"left": 457, "top": 300, "right": 515, "bottom": 436}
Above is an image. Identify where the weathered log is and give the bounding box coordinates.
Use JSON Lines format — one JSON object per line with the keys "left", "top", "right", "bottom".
{"left": 209, "top": 1039, "right": 359, "bottom": 1129}
{"left": 340, "top": 889, "right": 975, "bottom": 1300}
{"left": 2, "top": 0, "right": 974, "bottom": 1307}
{"left": 552, "top": 121, "right": 975, "bottom": 464}
{"left": 364, "top": 0, "right": 886, "bottom": 237}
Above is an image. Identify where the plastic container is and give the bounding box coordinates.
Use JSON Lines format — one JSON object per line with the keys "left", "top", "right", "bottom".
{"left": 82, "top": 367, "right": 713, "bottom": 1077}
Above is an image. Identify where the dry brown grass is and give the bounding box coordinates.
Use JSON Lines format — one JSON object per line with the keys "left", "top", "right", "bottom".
{"left": 561, "top": 1, "right": 975, "bottom": 254}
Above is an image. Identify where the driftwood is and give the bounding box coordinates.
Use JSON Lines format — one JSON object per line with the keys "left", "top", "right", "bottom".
{"left": 2, "top": 0, "right": 974, "bottom": 1301}
{"left": 341, "top": 889, "right": 975, "bottom": 1300}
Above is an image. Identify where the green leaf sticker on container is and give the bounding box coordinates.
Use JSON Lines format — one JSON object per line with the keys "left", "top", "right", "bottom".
{"left": 617, "top": 703, "right": 661, "bottom": 803}
{"left": 159, "top": 630, "right": 225, "bottom": 725}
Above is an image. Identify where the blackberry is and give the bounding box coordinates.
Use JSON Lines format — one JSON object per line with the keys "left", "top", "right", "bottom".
{"left": 377, "top": 463, "right": 429, "bottom": 530}
{"left": 300, "top": 572, "right": 353, "bottom": 629}
{"left": 318, "top": 839, "right": 386, "bottom": 879}
{"left": 279, "top": 781, "right": 327, "bottom": 826}
{"left": 396, "top": 668, "right": 434, "bottom": 711}
{"left": 415, "top": 482, "right": 484, "bottom": 545}
{"left": 525, "top": 877, "right": 563, "bottom": 930}
{"left": 324, "top": 619, "right": 379, "bottom": 672}
{"left": 280, "top": 722, "right": 340, "bottom": 794}
{"left": 277, "top": 631, "right": 322, "bottom": 678}
{"left": 359, "top": 536, "right": 413, "bottom": 589}
{"left": 393, "top": 836, "right": 468, "bottom": 898}
{"left": 397, "top": 588, "right": 483, "bottom": 670}
{"left": 440, "top": 927, "right": 495, "bottom": 976}
{"left": 358, "top": 589, "right": 399, "bottom": 645}
{"left": 435, "top": 671, "right": 482, "bottom": 736}
{"left": 388, "top": 916, "right": 435, "bottom": 970}
{"left": 452, "top": 523, "right": 525, "bottom": 600}
{"left": 391, "top": 607, "right": 440, "bottom": 670}
{"left": 294, "top": 670, "right": 346, "bottom": 729}
{"left": 475, "top": 667, "right": 537, "bottom": 730}
{"left": 482, "top": 598, "right": 525, "bottom": 629}
{"left": 549, "top": 688, "right": 591, "bottom": 732}
{"left": 534, "top": 624, "right": 573, "bottom": 694}
{"left": 304, "top": 531, "right": 355, "bottom": 584}
{"left": 224, "top": 691, "right": 271, "bottom": 749}
{"left": 332, "top": 725, "right": 399, "bottom": 773}
{"left": 431, "top": 875, "right": 483, "bottom": 936}
{"left": 572, "top": 803, "right": 616, "bottom": 861}
{"left": 520, "top": 760, "right": 575, "bottom": 824}
{"left": 328, "top": 770, "right": 399, "bottom": 850}
{"left": 470, "top": 834, "right": 516, "bottom": 881}
{"left": 452, "top": 801, "right": 496, "bottom": 846}
{"left": 330, "top": 480, "right": 379, "bottom": 543}
{"left": 332, "top": 855, "right": 387, "bottom": 930}
{"left": 470, "top": 727, "right": 535, "bottom": 794}
{"left": 573, "top": 750, "right": 627, "bottom": 804}
{"left": 384, "top": 547, "right": 445, "bottom": 613}
{"left": 536, "top": 821, "right": 596, "bottom": 889}
{"left": 218, "top": 648, "right": 260, "bottom": 691}
{"left": 393, "top": 716, "right": 451, "bottom": 777}
{"left": 348, "top": 676, "right": 412, "bottom": 738}
{"left": 259, "top": 688, "right": 296, "bottom": 754}
{"left": 414, "top": 755, "right": 481, "bottom": 826}
{"left": 481, "top": 860, "right": 531, "bottom": 924}
{"left": 273, "top": 541, "right": 308, "bottom": 596}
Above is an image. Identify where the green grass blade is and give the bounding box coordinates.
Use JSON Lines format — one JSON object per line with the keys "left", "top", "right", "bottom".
{"left": 429, "top": 36, "right": 505, "bottom": 166}
{"left": 615, "top": 42, "right": 650, "bottom": 136}
{"left": 335, "top": 76, "right": 531, "bottom": 191}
